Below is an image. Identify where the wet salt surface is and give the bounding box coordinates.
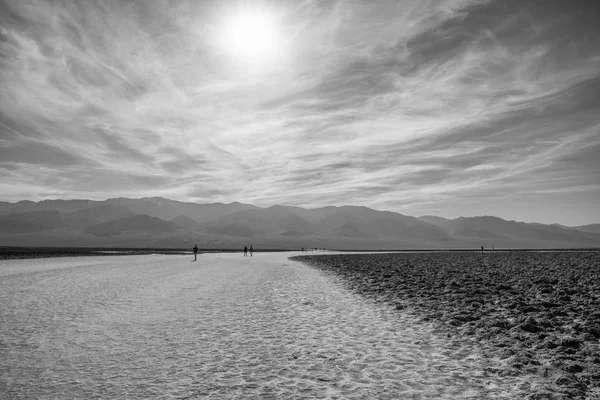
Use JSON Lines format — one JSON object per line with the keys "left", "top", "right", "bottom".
{"left": 1, "top": 252, "right": 531, "bottom": 399}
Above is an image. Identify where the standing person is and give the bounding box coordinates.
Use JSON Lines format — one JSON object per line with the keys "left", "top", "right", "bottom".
{"left": 244, "top": 245, "right": 248, "bottom": 256}
{"left": 193, "top": 244, "right": 198, "bottom": 261}
{"left": 250, "top": 245, "right": 253, "bottom": 256}
{"left": 481, "top": 246, "right": 484, "bottom": 253}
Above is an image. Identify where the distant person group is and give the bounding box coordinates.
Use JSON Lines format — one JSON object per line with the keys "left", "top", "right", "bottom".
{"left": 480, "top": 246, "right": 495, "bottom": 253}
{"left": 192, "top": 244, "right": 254, "bottom": 261}
{"left": 301, "top": 247, "right": 325, "bottom": 252}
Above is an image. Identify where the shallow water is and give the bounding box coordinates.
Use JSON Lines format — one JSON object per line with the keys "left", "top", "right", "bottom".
{"left": 1, "top": 252, "right": 530, "bottom": 399}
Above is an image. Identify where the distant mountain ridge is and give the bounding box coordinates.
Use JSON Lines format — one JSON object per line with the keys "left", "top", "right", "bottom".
{"left": 571, "top": 224, "right": 600, "bottom": 234}
{"left": 0, "top": 197, "right": 598, "bottom": 249}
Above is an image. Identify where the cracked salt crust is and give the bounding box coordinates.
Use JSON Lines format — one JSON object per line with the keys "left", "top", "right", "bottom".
{"left": 1, "top": 252, "right": 540, "bottom": 398}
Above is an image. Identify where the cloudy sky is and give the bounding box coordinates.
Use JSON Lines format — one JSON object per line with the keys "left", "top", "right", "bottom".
{"left": 1, "top": 0, "right": 599, "bottom": 225}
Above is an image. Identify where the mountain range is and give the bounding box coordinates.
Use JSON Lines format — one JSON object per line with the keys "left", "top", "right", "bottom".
{"left": 0, "top": 197, "right": 598, "bottom": 249}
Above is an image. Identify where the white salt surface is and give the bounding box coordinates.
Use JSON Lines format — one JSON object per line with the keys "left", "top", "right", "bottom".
{"left": 1, "top": 252, "right": 528, "bottom": 399}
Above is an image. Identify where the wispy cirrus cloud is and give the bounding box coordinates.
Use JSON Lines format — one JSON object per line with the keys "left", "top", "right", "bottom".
{"left": 0, "top": 0, "right": 598, "bottom": 224}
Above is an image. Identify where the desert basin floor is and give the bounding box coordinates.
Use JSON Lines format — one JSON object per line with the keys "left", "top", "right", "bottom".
{"left": 1, "top": 252, "right": 537, "bottom": 399}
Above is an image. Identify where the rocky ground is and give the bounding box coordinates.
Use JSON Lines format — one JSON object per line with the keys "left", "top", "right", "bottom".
{"left": 292, "top": 251, "right": 600, "bottom": 399}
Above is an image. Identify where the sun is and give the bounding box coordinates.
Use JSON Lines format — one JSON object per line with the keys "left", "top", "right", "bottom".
{"left": 221, "top": 7, "right": 281, "bottom": 62}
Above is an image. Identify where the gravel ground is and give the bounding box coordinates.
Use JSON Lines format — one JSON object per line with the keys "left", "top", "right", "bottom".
{"left": 0, "top": 252, "right": 538, "bottom": 399}
{"left": 293, "top": 251, "right": 600, "bottom": 400}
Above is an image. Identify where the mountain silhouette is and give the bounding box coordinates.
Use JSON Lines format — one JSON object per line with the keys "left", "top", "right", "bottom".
{"left": 0, "top": 197, "right": 598, "bottom": 249}
{"left": 572, "top": 224, "right": 600, "bottom": 234}
{"left": 418, "top": 215, "right": 600, "bottom": 248}
{"left": 0, "top": 210, "right": 67, "bottom": 233}
{"left": 170, "top": 215, "right": 204, "bottom": 230}
{"left": 84, "top": 215, "right": 180, "bottom": 237}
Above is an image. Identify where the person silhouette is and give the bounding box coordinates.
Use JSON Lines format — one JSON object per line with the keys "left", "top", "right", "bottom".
{"left": 193, "top": 245, "right": 198, "bottom": 261}
{"left": 250, "top": 245, "right": 253, "bottom": 256}
{"left": 244, "top": 245, "right": 248, "bottom": 256}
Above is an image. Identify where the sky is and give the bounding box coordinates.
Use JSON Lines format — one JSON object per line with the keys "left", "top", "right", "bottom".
{"left": 0, "top": 0, "right": 599, "bottom": 225}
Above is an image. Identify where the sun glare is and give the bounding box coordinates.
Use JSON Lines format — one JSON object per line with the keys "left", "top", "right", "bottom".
{"left": 221, "top": 8, "right": 281, "bottom": 63}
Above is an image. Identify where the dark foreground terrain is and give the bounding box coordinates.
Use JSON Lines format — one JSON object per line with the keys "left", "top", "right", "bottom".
{"left": 293, "top": 251, "right": 600, "bottom": 399}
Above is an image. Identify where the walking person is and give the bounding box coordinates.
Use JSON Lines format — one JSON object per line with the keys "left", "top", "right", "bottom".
{"left": 193, "top": 244, "right": 198, "bottom": 261}
{"left": 250, "top": 245, "right": 253, "bottom": 257}
{"left": 244, "top": 245, "right": 248, "bottom": 256}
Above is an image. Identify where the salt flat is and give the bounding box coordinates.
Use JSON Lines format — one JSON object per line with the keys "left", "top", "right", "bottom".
{"left": 1, "top": 252, "right": 534, "bottom": 399}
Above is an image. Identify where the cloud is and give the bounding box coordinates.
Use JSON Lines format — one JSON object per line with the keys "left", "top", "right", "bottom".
{"left": 0, "top": 0, "right": 598, "bottom": 224}
{"left": 0, "top": 139, "right": 82, "bottom": 166}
